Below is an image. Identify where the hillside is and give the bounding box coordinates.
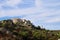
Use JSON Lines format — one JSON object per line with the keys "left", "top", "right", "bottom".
{"left": 0, "top": 18, "right": 59, "bottom": 40}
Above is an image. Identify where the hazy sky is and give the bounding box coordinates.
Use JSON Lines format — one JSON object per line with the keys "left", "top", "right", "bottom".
{"left": 0, "top": 0, "right": 60, "bottom": 30}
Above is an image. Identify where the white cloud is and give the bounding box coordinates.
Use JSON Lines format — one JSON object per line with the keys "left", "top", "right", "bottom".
{"left": 0, "top": 10, "right": 6, "bottom": 17}
{"left": 2, "top": 0, "right": 43, "bottom": 17}
{"left": 22, "top": 8, "right": 60, "bottom": 24}
{"left": 0, "top": 0, "right": 43, "bottom": 17}
{"left": 35, "top": 0, "right": 42, "bottom": 8}
{"left": 44, "top": 17, "right": 60, "bottom": 23}
{"left": 5, "top": 0, "right": 22, "bottom": 7}
{"left": 4, "top": 7, "right": 41, "bottom": 16}
{"left": 0, "top": 0, "right": 22, "bottom": 8}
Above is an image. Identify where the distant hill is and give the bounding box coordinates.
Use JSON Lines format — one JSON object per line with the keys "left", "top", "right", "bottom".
{"left": 0, "top": 18, "right": 59, "bottom": 40}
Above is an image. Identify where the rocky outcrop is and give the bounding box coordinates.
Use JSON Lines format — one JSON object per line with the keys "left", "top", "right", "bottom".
{"left": 11, "top": 18, "right": 32, "bottom": 29}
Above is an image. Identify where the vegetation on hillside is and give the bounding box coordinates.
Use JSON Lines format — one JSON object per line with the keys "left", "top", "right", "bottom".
{"left": 0, "top": 18, "right": 59, "bottom": 40}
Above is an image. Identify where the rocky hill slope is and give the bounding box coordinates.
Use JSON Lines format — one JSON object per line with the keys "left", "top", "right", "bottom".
{"left": 0, "top": 18, "right": 58, "bottom": 40}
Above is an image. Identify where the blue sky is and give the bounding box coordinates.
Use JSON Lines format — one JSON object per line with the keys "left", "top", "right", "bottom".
{"left": 0, "top": 0, "right": 60, "bottom": 30}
